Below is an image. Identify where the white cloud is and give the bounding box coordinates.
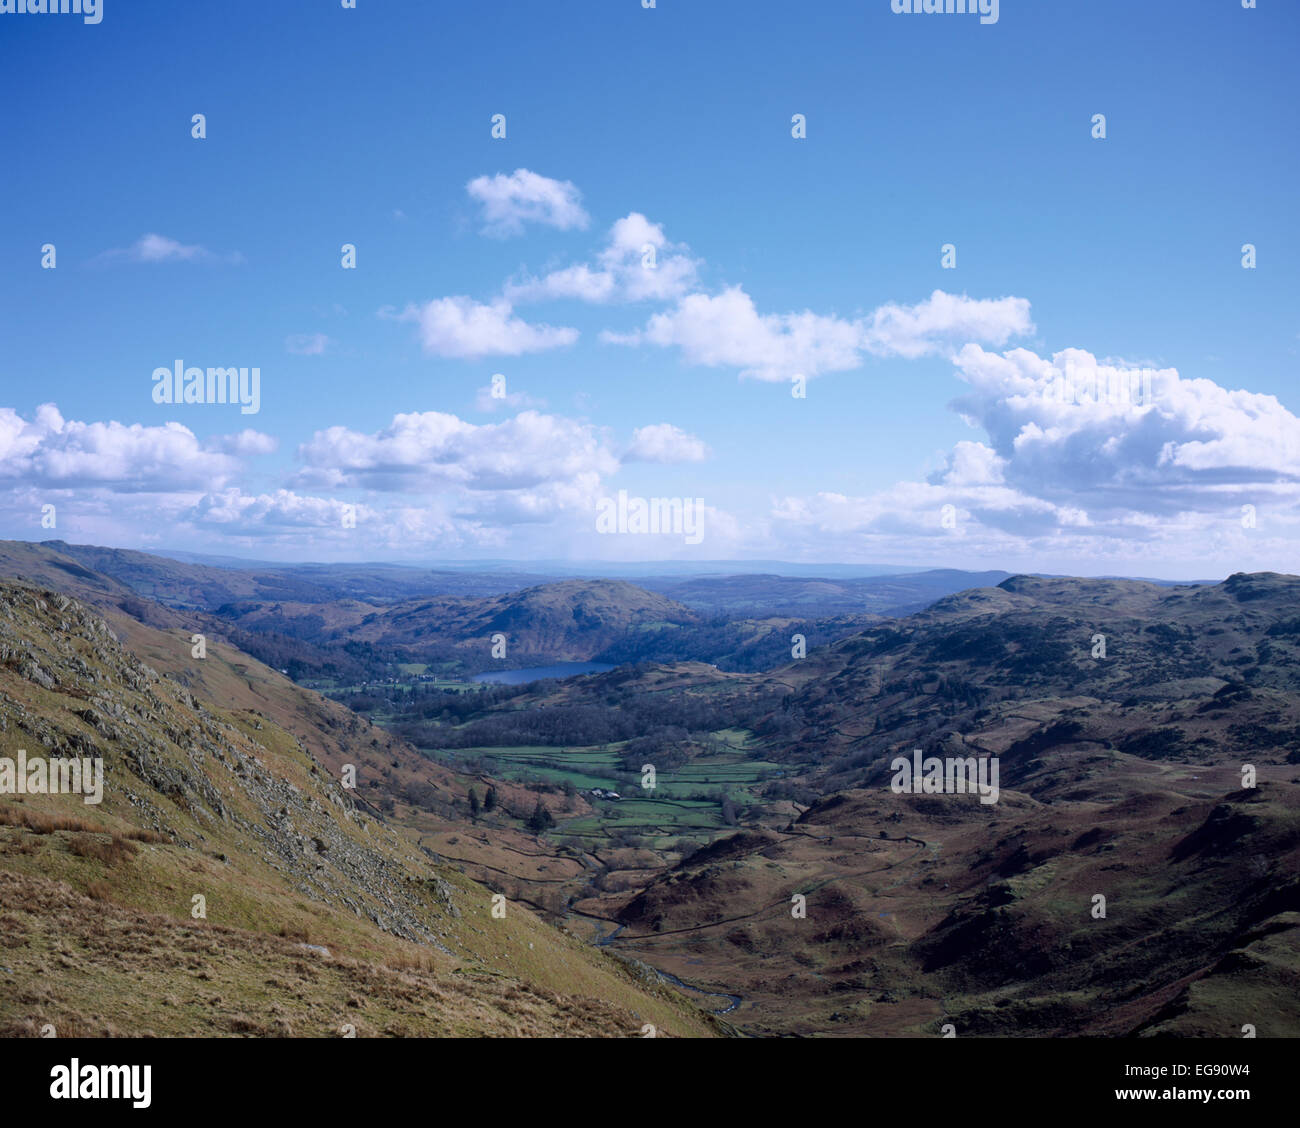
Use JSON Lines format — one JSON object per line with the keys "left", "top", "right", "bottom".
{"left": 293, "top": 409, "right": 619, "bottom": 495}
{"left": 206, "top": 429, "right": 279, "bottom": 457}
{"left": 623, "top": 423, "right": 710, "bottom": 464}
{"left": 861, "top": 291, "right": 1033, "bottom": 359}
{"left": 0, "top": 404, "right": 242, "bottom": 491}
{"left": 189, "top": 489, "right": 376, "bottom": 534}
{"left": 505, "top": 212, "right": 698, "bottom": 305}
{"left": 609, "top": 286, "right": 863, "bottom": 381}
{"left": 600, "top": 213, "right": 699, "bottom": 302}
{"left": 97, "top": 233, "right": 243, "bottom": 266}
{"left": 769, "top": 341, "right": 1300, "bottom": 567}
{"left": 949, "top": 344, "right": 1300, "bottom": 515}
{"left": 458, "top": 471, "right": 608, "bottom": 525}
{"left": 467, "top": 169, "right": 590, "bottom": 237}
{"left": 506, "top": 263, "right": 616, "bottom": 304}
{"left": 380, "top": 504, "right": 494, "bottom": 549}
{"left": 606, "top": 288, "right": 1035, "bottom": 381}
{"left": 287, "top": 410, "right": 629, "bottom": 537}
{"left": 387, "top": 297, "right": 578, "bottom": 358}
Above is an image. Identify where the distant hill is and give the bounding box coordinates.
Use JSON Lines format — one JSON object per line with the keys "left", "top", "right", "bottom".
{"left": 638, "top": 569, "right": 1017, "bottom": 617}
{"left": 15, "top": 541, "right": 1020, "bottom": 617}
{"left": 23, "top": 540, "right": 555, "bottom": 606}
{"left": 0, "top": 542, "right": 889, "bottom": 679}
{"left": 226, "top": 578, "right": 703, "bottom": 667}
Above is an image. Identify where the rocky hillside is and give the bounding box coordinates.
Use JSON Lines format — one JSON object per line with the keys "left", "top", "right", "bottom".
{"left": 761, "top": 573, "right": 1300, "bottom": 785}
{"left": 599, "top": 775, "right": 1300, "bottom": 1037}
{"left": 0, "top": 579, "right": 719, "bottom": 1037}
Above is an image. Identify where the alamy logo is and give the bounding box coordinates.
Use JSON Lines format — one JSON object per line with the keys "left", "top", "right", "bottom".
{"left": 890, "top": 747, "right": 1000, "bottom": 805}
{"left": 1048, "top": 363, "right": 1154, "bottom": 408}
{"left": 595, "top": 489, "right": 705, "bottom": 545}
{"left": 152, "top": 359, "right": 261, "bottom": 415}
{"left": 0, "top": 750, "right": 103, "bottom": 805}
{"left": 0, "top": 0, "right": 102, "bottom": 23}
{"left": 891, "top": 0, "right": 999, "bottom": 25}
{"left": 50, "top": 1060, "right": 150, "bottom": 1108}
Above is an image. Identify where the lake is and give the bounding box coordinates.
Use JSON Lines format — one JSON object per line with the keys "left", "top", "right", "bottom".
{"left": 472, "top": 661, "right": 616, "bottom": 686}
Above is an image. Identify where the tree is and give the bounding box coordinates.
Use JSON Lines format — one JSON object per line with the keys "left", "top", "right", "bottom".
{"left": 527, "top": 799, "right": 554, "bottom": 835}
{"left": 468, "top": 787, "right": 481, "bottom": 822}
{"left": 484, "top": 785, "right": 497, "bottom": 812}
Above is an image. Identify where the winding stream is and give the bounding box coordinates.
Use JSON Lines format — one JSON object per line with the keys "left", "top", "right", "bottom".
{"left": 576, "top": 913, "right": 744, "bottom": 1017}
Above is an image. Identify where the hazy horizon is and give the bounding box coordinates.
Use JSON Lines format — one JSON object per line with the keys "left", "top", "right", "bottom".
{"left": 16, "top": 535, "right": 1238, "bottom": 585}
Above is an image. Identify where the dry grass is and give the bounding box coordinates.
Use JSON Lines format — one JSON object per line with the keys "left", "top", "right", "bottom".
{"left": 383, "top": 950, "right": 441, "bottom": 974}
{"left": 0, "top": 869, "right": 696, "bottom": 1038}
{"left": 66, "top": 833, "right": 138, "bottom": 867}
{"left": 0, "top": 1015, "right": 104, "bottom": 1038}
{"left": 0, "top": 804, "right": 104, "bottom": 835}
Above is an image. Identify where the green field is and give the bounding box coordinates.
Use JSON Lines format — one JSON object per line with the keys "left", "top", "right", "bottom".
{"left": 421, "top": 733, "right": 787, "bottom": 845}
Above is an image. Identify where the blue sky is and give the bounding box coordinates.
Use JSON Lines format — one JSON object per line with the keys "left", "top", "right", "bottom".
{"left": 0, "top": 0, "right": 1296, "bottom": 577}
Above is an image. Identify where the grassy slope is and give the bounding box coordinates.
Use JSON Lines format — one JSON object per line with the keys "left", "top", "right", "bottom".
{"left": 0, "top": 579, "right": 719, "bottom": 1038}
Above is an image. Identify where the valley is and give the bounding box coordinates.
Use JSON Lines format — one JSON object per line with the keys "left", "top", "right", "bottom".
{"left": 2, "top": 539, "right": 1298, "bottom": 1038}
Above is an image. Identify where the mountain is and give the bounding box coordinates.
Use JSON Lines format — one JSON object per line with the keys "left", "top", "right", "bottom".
{"left": 362, "top": 571, "right": 1300, "bottom": 1036}
{"left": 764, "top": 572, "right": 1300, "bottom": 782}
{"left": 0, "top": 576, "right": 720, "bottom": 1038}
{"left": 598, "top": 572, "right": 1300, "bottom": 1035}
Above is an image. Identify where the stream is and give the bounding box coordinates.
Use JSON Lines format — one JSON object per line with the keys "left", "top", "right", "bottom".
{"left": 577, "top": 914, "right": 744, "bottom": 1017}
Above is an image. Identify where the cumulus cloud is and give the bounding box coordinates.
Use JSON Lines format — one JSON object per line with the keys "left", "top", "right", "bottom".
{"left": 506, "top": 262, "right": 616, "bottom": 304}
{"left": 605, "top": 288, "right": 1035, "bottom": 381}
{"left": 189, "top": 489, "right": 376, "bottom": 534}
{"left": 293, "top": 409, "right": 619, "bottom": 495}
{"left": 770, "top": 342, "right": 1300, "bottom": 566}
{"left": 862, "top": 291, "right": 1033, "bottom": 359}
{"left": 607, "top": 286, "right": 863, "bottom": 381}
{"left": 385, "top": 297, "right": 578, "bottom": 358}
{"left": 601, "top": 213, "right": 699, "bottom": 302}
{"left": 0, "top": 402, "right": 727, "bottom": 553}
{"left": 286, "top": 410, "right": 723, "bottom": 532}
{"left": 948, "top": 344, "right": 1300, "bottom": 516}
{"left": 505, "top": 212, "right": 698, "bottom": 305}
{"left": 623, "top": 423, "right": 710, "bottom": 464}
{"left": 0, "top": 404, "right": 242, "bottom": 491}
{"left": 467, "top": 169, "right": 590, "bottom": 237}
